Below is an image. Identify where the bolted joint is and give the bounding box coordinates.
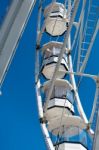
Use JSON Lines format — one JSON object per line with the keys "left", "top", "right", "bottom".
{"left": 39, "top": 117, "right": 47, "bottom": 124}
{"left": 67, "top": 50, "right": 71, "bottom": 56}
{"left": 36, "top": 44, "right": 41, "bottom": 50}
{"left": 66, "top": 22, "right": 69, "bottom": 28}
{"left": 86, "top": 123, "right": 91, "bottom": 131}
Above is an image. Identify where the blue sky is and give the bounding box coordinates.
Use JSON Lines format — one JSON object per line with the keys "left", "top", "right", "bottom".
{"left": 0, "top": 0, "right": 99, "bottom": 150}
{"left": 0, "top": 1, "right": 46, "bottom": 150}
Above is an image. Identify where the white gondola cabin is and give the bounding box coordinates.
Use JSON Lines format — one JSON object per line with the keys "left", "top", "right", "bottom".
{"left": 43, "top": 79, "right": 75, "bottom": 122}
{"left": 48, "top": 115, "right": 87, "bottom": 136}
{"left": 41, "top": 41, "right": 69, "bottom": 79}
{"left": 44, "top": 2, "right": 69, "bottom": 36}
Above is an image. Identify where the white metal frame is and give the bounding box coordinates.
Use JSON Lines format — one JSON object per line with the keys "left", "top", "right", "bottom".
{"left": 93, "top": 111, "right": 99, "bottom": 150}
{"left": 0, "top": 0, "right": 36, "bottom": 86}
{"left": 35, "top": 0, "right": 98, "bottom": 149}
{"left": 80, "top": 20, "right": 99, "bottom": 72}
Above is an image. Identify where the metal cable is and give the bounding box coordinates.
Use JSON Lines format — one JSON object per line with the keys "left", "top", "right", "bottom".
{"left": 55, "top": 89, "right": 77, "bottom": 149}
{"left": 73, "top": 27, "right": 80, "bottom": 66}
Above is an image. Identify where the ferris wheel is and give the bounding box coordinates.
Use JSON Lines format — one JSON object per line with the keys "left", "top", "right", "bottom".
{"left": 35, "top": 0, "right": 99, "bottom": 150}
{"left": 0, "top": 0, "right": 98, "bottom": 150}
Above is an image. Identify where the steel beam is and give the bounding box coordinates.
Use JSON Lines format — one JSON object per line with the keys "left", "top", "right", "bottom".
{"left": 80, "top": 20, "right": 99, "bottom": 73}
{"left": 0, "top": 0, "right": 36, "bottom": 85}
{"left": 93, "top": 111, "right": 99, "bottom": 150}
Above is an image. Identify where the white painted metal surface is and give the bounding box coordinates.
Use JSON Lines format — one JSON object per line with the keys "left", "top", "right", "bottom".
{"left": 42, "top": 41, "right": 69, "bottom": 54}
{"left": 43, "top": 79, "right": 73, "bottom": 91}
{"left": 47, "top": 98, "right": 74, "bottom": 112}
{"left": 35, "top": 0, "right": 98, "bottom": 149}
{"left": 68, "top": 36, "right": 94, "bottom": 138}
{"left": 44, "top": 2, "right": 68, "bottom": 36}
{"left": 0, "top": 0, "right": 36, "bottom": 85}
{"left": 57, "top": 143, "right": 87, "bottom": 150}
{"left": 80, "top": 20, "right": 99, "bottom": 73}
{"left": 48, "top": 115, "right": 87, "bottom": 135}
{"left": 93, "top": 111, "right": 99, "bottom": 150}
{"left": 46, "top": 98, "right": 74, "bottom": 121}
{"left": 41, "top": 41, "right": 68, "bottom": 79}
{"left": 42, "top": 56, "right": 67, "bottom": 79}
{"left": 41, "top": 123, "right": 55, "bottom": 150}
{"left": 89, "top": 82, "right": 99, "bottom": 124}
{"left": 36, "top": 80, "right": 55, "bottom": 150}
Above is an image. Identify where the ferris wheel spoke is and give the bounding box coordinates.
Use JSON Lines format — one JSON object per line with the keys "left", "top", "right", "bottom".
{"left": 41, "top": 124, "right": 55, "bottom": 150}
{"left": 68, "top": 48, "right": 89, "bottom": 124}
{"left": 89, "top": 79, "right": 99, "bottom": 127}
{"left": 71, "top": 0, "right": 86, "bottom": 51}
{"left": 76, "top": 0, "right": 99, "bottom": 73}
{"left": 80, "top": 20, "right": 99, "bottom": 73}
{"left": 93, "top": 111, "right": 99, "bottom": 150}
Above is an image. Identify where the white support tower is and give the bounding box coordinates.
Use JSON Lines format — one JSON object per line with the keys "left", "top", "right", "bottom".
{"left": 0, "top": 0, "right": 36, "bottom": 86}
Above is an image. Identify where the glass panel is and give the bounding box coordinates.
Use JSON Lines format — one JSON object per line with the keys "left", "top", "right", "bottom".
{"left": 51, "top": 86, "right": 55, "bottom": 99}
{"left": 53, "top": 47, "right": 60, "bottom": 55}
{"left": 45, "top": 86, "right": 75, "bottom": 101}
{"left": 79, "top": 130, "right": 87, "bottom": 147}
{"left": 55, "top": 86, "right": 66, "bottom": 98}
{"left": 45, "top": 87, "right": 55, "bottom": 99}
{"left": 43, "top": 46, "right": 68, "bottom": 63}
{"left": 63, "top": 127, "right": 88, "bottom": 148}
{"left": 66, "top": 90, "right": 74, "bottom": 104}
{"left": 44, "top": 48, "right": 52, "bottom": 58}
